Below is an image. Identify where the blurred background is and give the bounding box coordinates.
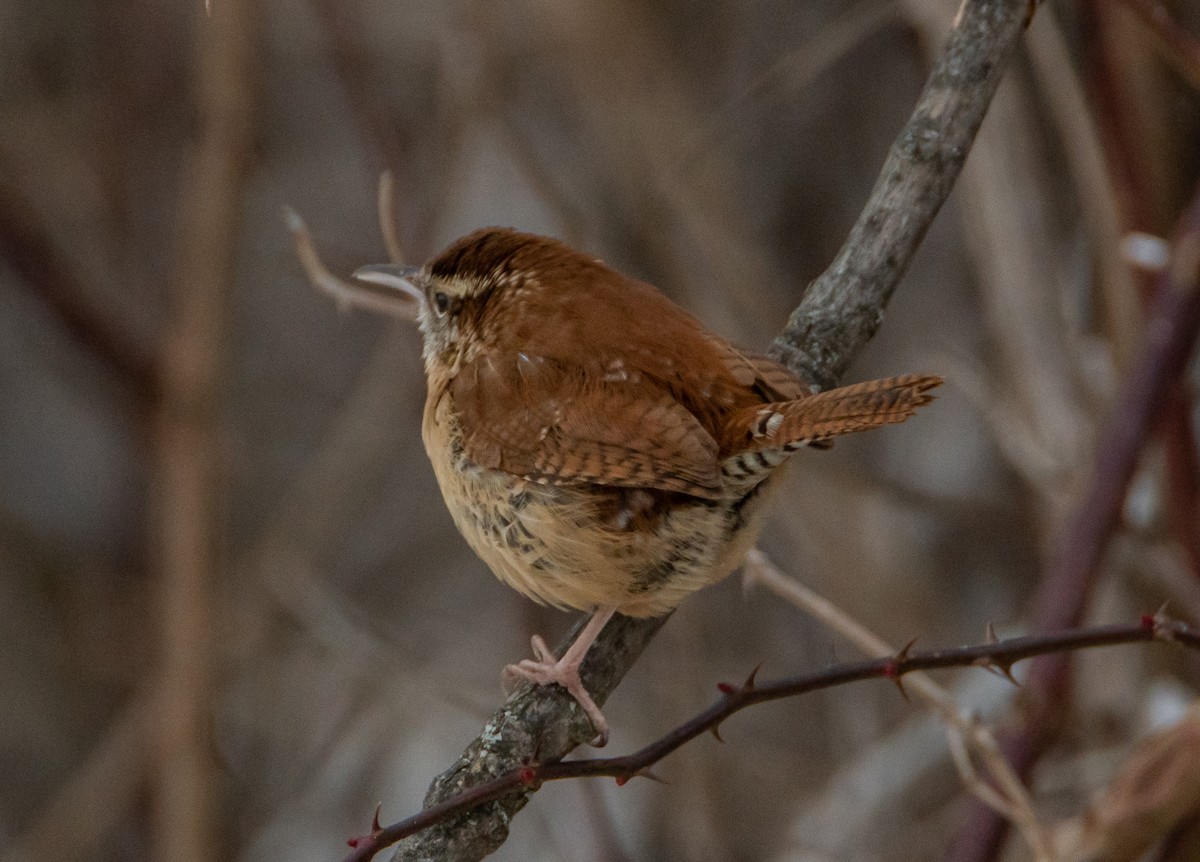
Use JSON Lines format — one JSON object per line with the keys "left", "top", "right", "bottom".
{"left": 2, "top": 0, "right": 1200, "bottom": 860}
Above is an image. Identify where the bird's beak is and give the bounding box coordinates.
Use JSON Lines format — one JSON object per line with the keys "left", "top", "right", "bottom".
{"left": 351, "top": 263, "right": 426, "bottom": 321}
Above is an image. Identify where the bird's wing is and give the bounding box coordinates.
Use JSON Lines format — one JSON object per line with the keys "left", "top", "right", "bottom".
{"left": 451, "top": 350, "right": 723, "bottom": 499}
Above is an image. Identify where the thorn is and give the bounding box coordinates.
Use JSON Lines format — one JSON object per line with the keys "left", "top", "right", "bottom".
{"left": 347, "top": 837, "right": 360, "bottom": 848}
{"left": 1141, "top": 613, "right": 1157, "bottom": 632}
{"left": 742, "top": 662, "right": 763, "bottom": 692}
{"left": 985, "top": 621, "right": 999, "bottom": 644}
{"left": 717, "top": 681, "right": 736, "bottom": 696}
{"left": 371, "top": 802, "right": 382, "bottom": 834}
{"left": 974, "top": 656, "right": 1020, "bottom": 687}
{"left": 896, "top": 636, "right": 919, "bottom": 661}
{"left": 615, "top": 774, "right": 630, "bottom": 787}
{"left": 709, "top": 723, "right": 725, "bottom": 743}
{"left": 633, "top": 766, "right": 668, "bottom": 785}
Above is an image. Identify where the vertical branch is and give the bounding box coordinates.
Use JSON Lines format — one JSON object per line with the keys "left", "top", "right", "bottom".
{"left": 1078, "top": 0, "right": 1200, "bottom": 573}
{"left": 154, "top": 2, "right": 259, "bottom": 860}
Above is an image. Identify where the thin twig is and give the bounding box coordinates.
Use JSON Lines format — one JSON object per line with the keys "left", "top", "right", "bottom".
{"left": 377, "top": 170, "right": 405, "bottom": 265}
{"left": 342, "top": 619, "right": 1200, "bottom": 862}
{"left": 283, "top": 206, "right": 416, "bottom": 319}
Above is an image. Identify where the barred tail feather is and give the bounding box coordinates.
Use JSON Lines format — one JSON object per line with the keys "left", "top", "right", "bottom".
{"left": 721, "top": 374, "right": 942, "bottom": 458}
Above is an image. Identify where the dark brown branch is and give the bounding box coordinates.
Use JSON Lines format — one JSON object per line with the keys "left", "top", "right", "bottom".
{"left": 0, "top": 167, "right": 156, "bottom": 403}
{"left": 342, "top": 618, "right": 1200, "bottom": 862}
{"left": 1119, "top": 0, "right": 1200, "bottom": 90}
{"left": 384, "top": 2, "right": 1032, "bottom": 860}
{"left": 945, "top": 177, "right": 1200, "bottom": 862}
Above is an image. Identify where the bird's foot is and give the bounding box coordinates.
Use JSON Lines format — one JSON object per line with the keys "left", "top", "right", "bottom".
{"left": 503, "top": 635, "right": 609, "bottom": 747}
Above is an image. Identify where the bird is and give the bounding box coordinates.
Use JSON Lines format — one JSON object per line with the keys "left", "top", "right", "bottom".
{"left": 353, "top": 227, "right": 940, "bottom": 745}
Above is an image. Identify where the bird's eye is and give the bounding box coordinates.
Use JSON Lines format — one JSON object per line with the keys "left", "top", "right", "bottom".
{"left": 432, "top": 291, "right": 451, "bottom": 316}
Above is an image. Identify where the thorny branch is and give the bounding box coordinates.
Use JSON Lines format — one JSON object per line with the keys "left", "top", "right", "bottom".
{"left": 342, "top": 618, "right": 1200, "bottom": 862}
{"left": 371, "top": 1, "right": 1034, "bottom": 860}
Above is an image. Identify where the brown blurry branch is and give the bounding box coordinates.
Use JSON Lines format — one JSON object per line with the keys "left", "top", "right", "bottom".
{"left": 1079, "top": 0, "right": 1200, "bottom": 574}
{"left": 342, "top": 619, "right": 1200, "bottom": 862}
{"left": 1119, "top": 0, "right": 1200, "bottom": 90}
{"left": 0, "top": 167, "right": 156, "bottom": 403}
{"left": 154, "top": 3, "right": 260, "bottom": 862}
{"left": 946, "top": 178, "right": 1200, "bottom": 862}
{"left": 1053, "top": 702, "right": 1200, "bottom": 861}
{"left": 0, "top": 691, "right": 157, "bottom": 862}
{"left": 373, "top": 2, "right": 1032, "bottom": 861}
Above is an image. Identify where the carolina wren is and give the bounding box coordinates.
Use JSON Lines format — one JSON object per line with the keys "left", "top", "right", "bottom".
{"left": 354, "top": 228, "right": 940, "bottom": 745}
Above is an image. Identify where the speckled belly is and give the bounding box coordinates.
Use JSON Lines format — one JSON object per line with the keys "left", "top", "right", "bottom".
{"left": 423, "top": 398, "right": 779, "bottom": 617}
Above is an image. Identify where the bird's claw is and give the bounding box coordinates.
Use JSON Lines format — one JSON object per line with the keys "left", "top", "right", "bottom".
{"left": 502, "top": 654, "right": 610, "bottom": 747}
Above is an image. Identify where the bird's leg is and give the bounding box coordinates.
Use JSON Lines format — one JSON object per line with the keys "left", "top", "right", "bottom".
{"left": 503, "top": 606, "right": 618, "bottom": 746}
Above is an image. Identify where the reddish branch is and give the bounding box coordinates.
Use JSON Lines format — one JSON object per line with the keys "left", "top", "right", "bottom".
{"left": 1120, "top": 0, "right": 1200, "bottom": 89}
{"left": 946, "top": 180, "right": 1200, "bottom": 862}
{"left": 338, "top": 618, "right": 1200, "bottom": 862}
{"left": 1079, "top": 0, "right": 1200, "bottom": 573}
